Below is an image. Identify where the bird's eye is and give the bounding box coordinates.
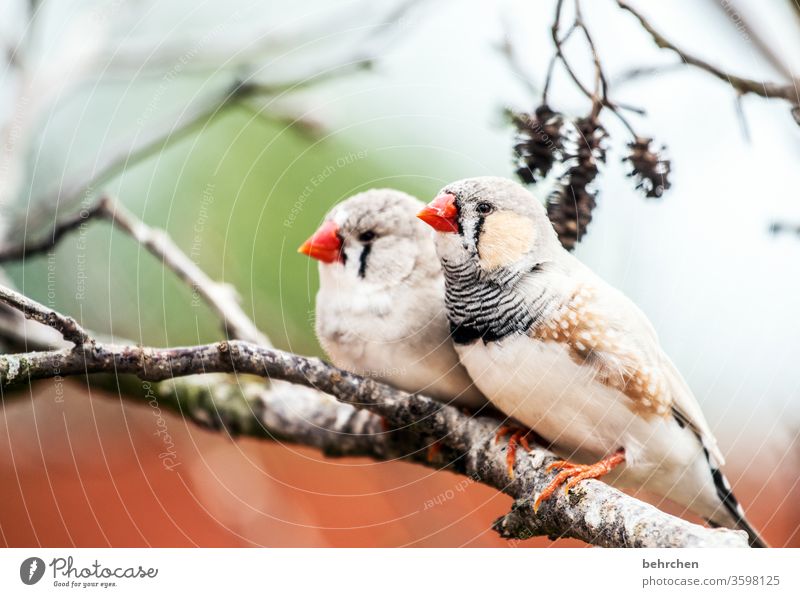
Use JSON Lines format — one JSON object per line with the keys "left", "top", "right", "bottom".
{"left": 476, "top": 202, "right": 494, "bottom": 215}
{"left": 358, "top": 230, "right": 376, "bottom": 242}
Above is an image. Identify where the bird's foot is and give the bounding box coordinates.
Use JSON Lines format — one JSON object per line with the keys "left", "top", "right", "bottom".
{"left": 533, "top": 449, "right": 625, "bottom": 512}
{"left": 495, "top": 425, "right": 532, "bottom": 479}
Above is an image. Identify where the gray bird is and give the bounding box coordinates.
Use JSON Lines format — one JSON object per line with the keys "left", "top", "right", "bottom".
{"left": 417, "top": 176, "right": 766, "bottom": 547}
{"left": 299, "top": 188, "right": 485, "bottom": 411}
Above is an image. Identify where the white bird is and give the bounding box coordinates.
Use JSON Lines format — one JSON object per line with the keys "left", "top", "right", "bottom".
{"left": 299, "top": 188, "right": 486, "bottom": 411}
{"left": 417, "top": 176, "right": 766, "bottom": 547}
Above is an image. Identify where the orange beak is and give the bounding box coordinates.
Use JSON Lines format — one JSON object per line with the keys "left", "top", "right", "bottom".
{"left": 417, "top": 193, "right": 458, "bottom": 233}
{"left": 298, "top": 220, "right": 343, "bottom": 264}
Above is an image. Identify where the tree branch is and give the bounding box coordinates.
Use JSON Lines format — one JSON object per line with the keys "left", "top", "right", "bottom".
{"left": 617, "top": 0, "right": 798, "bottom": 102}
{"left": 0, "top": 285, "right": 92, "bottom": 346}
{"left": 0, "top": 198, "right": 107, "bottom": 262}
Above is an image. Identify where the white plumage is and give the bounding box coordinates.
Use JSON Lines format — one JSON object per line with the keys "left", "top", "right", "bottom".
{"left": 302, "top": 188, "right": 485, "bottom": 410}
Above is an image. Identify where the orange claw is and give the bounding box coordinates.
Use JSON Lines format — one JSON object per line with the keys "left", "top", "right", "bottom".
{"left": 533, "top": 449, "right": 625, "bottom": 512}
{"left": 495, "top": 426, "right": 533, "bottom": 479}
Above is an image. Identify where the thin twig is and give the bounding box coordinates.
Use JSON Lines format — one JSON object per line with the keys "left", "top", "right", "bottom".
{"left": 707, "top": 0, "right": 794, "bottom": 82}
{"left": 0, "top": 200, "right": 107, "bottom": 262}
{"left": 617, "top": 0, "right": 798, "bottom": 102}
{"left": 574, "top": 0, "right": 606, "bottom": 116}
{"left": 733, "top": 92, "right": 752, "bottom": 143}
{"left": 769, "top": 220, "right": 800, "bottom": 237}
{"left": 542, "top": 22, "right": 577, "bottom": 104}
{"left": 549, "top": 0, "right": 640, "bottom": 134}
{"left": 612, "top": 62, "right": 688, "bottom": 86}
{"left": 0, "top": 285, "right": 91, "bottom": 346}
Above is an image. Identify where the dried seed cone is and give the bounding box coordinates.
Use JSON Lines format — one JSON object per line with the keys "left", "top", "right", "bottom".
{"left": 547, "top": 117, "right": 607, "bottom": 250}
{"left": 511, "top": 104, "right": 564, "bottom": 184}
{"left": 547, "top": 185, "right": 596, "bottom": 251}
{"left": 625, "top": 136, "right": 671, "bottom": 198}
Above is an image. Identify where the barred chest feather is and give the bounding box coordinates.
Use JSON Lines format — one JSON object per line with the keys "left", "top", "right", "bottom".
{"left": 443, "top": 259, "right": 554, "bottom": 344}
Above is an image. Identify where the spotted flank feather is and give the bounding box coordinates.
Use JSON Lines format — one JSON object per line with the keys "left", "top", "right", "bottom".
{"left": 532, "top": 284, "right": 673, "bottom": 418}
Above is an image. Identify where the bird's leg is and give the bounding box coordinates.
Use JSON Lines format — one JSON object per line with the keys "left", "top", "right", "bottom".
{"left": 533, "top": 449, "right": 625, "bottom": 512}
{"left": 495, "top": 425, "right": 533, "bottom": 478}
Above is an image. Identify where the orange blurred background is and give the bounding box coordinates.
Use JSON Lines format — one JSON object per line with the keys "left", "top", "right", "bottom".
{"left": 1, "top": 380, "right": 796, "bottom": 548}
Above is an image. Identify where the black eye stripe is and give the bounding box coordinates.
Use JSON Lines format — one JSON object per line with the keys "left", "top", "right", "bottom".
{"left": 453, "top": 196, "right": 464, "bottom": 236}
{"left": 473, "top": 215, "right": 485, "bottom": 255}
{"left": 357, "top": 243, "right": 372, "bottom": 278}
{"left": 358, "top": 230, "right": 376, "bottom": 242}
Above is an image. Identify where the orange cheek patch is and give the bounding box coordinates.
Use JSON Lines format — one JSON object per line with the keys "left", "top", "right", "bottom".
{"left": 478, "top": 211, "right": 535, "bottom": 271}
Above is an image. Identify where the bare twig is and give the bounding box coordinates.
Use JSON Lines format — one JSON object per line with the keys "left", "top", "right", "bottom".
{"left": 707, "top": 0, "right": 794, "bottom": 82}
{"left": 549, "top": 0, "right": 641, "bottom": 133}
{"left": 0, "top": 285, "right": 91, "bottom": 346}
{"left": 612, "top": 62, "right": 689, "bottom": 87}
{"left": 574, "top": 0, "right": 607, "bottom": 115}
{"left": 0, "top": 200, "right": 107, "bottom": 262}
{"left": 550, "top": 1, "right": 595, "bottom": 103}
{"left": 733, "top": 92, "right": 752, "bottom": 143}
{"left": 617, "top": 0, "right": 798, "bottom": 102}
{"left": 769, "top": 221, "right": 800, "bottom": 237}
{"left": 542, "top": 22, "right": 577, "bottom": 105}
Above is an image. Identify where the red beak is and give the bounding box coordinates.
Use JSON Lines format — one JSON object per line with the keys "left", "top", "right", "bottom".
{"left": 298, "top": 221, "right": 343, "bottom": 263}
{"left": 417, "top": 193, "right": 458, "bottom": 233}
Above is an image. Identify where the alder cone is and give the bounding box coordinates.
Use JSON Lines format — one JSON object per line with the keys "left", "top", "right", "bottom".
{"left": 547, "top": 116, "right": 607, "bottom": 250}
{"left": 512, "top": 104, "right": 564, "bottom": 184}
{"left": 625, "top": 136, "right": 671, "bottom": 198}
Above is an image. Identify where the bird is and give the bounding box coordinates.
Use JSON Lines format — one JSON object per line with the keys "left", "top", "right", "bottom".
{"left": 298, "top": 188, "right": 486, "bottom": 415}
{"left": 416, "top": 175, "right": 767, "bottom": 547}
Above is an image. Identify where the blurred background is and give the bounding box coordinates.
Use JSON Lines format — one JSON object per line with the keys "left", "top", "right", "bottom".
{"left": 0, "top": 0, "right": 798, "bottom": 547}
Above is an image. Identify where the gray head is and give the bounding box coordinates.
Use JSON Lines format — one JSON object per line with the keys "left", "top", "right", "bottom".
{"left": 299, "top": 189, "right": 437, "bottom": 287}
{"left": 417, "top": 176, "right": 561, "bottom": 275}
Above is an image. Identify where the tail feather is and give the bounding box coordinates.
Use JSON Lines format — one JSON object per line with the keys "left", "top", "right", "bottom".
{"left": 706, "top": 456, "right": 769, "bottom": 548}
{"left": 672, "top": 409, "right": 768, "bottom": 547}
